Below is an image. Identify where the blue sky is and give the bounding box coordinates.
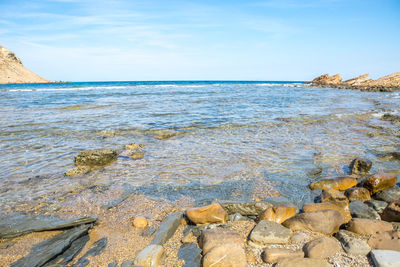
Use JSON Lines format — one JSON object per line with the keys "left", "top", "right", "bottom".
{"left": 0, "top": 0, "right": 399, "bottom": 81}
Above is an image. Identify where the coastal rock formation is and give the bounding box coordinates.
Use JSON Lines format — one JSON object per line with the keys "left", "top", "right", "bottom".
{"left": 309, "top": 72, "right": 400, "bottom": 92}
{"left": 0, "top": 46, "right": 50, "bottom": 84}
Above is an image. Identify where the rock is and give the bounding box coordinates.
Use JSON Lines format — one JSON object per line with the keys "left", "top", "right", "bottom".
{"left": 283, "top": 210, "right": 345, "bottom": 235}
{"left": 381, "top": 113, "right": 400, "bottom": 123}
{"left": 350, "top": 200, "right": 381, "bottom": 220}
{"left": 365, "top": 200, "right": 388, "bottom": 213}
{"left": 134, "top": 244, "right": 165, "bottom": 267}
{"left": 303, "top": 237, "right": 340, "bottom": 258}
{"left": 11, "top": 224, "right": 92, "bottom": 267}
{"left": 120, "top": 260, "right": 134, "bottom": 267}
{"left": 259, "top": 205, "right": 297, "bottom": 224}
{"left": 378, "top": 152, "right": 400, "bottom": 161}
{"left": 178, "top": 243, "right": 201, "bottom": 267}
{"left": 182, "top": 230, "right": 196, "bottom": 243}
{"left": 274, "top": 258, "right": 330, "bottom": 267}
{"left": 303, "top": 201, "right": 352, "bottom": 223}
{"left": 363, "top": 173, "right": 398, "bottom": 194}
{"left": 73, "top": 237, "right": 108, "bottom": 267}
{"left": 262, "top": 248, "right": 304, "bottom": 263}
{"left": 310, "top": 176, "right": 357, "bottom": 191}
{"left": 370, "top": 250, "right": 400, "bottom": 267}
{"left": 46, "top": 234, "right": 90, "bottom": 266}
{"left": 141, "top": 225, "right": 157, "bottom": 237}
{"left": 345, "top": 187, "right": 371, "bottom": 202}
{"left": 349, "top": 158, "right": 372, "bottom": 174}
{"left": 248, "top": 220, "right": 292, "bottom": 246}
{"left": 228, "top": 213, "right": 251, "bottom": 222}
{"left": 291, "top": 232, "right": 310, "bottom": 243}
{"left": 264, "top": 197, "right": 299, "bottom": 212}
{"left": 133, "top": 217, "right": 148, "bottom": 228}
{"left": 343, "top": 74, "right": 371, "bottom": 86}
{"left": 368, "top": 231, "right": 400, "bottom": 251}
{"left": 202, "top": 243, "right": 246, "bottom": 267}
{"left": 186, "top": 204, "right": 227, "bottom": 225}
{"left": 108, "top": 262, "right": 118, "bottom": 267}
{"left": 320, "top": 188, "right": 347, "bottom": 203}
{"left": 369, "top": 72, "right": 400, "bottom": 87}
{"left": 381, "top": 200, "right": 400, "bottom": 222}
{"left": 0, "top": 213, "right": 97, "bottom": 239}
{"left": 128, "top": 151, "right": 144, "bottom": 160}
{"left": 200, "top": 229, "right": 242, "bottom": 254}
{"left": 311, "top": 74, "right": 342, "bottom": 85}
{"left": 346, "top": 218, "right": 393, "bottom": 235}
{"left": 125, "top": 143, "right": 144, "bottom": 150}
{"left": 335, "top": 230, "right": 370, "bottom": 255}
{"left": 220, "top": 202, "right": 272, "bottom": 216}
{"left": 375, "top": 187, "right": 400, "bottom": 203}
{"left": 151, "top": 212, "right": 182, "bottom": 246}
{"left": 74, "top": 149, "right": 118, "bottom": 168}
{"left": 65, "top": 166, "right": 90, "bottom": 176}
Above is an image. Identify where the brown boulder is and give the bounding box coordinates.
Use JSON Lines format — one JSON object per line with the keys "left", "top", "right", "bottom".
{"left": 310, "top": 176, "right": 357, "bottom": 191}
{"left": 202, "top": 243, "right": 246, "bottom": 267}
{"left": 345, "top": 187, "right": 371, "bottom": 202}
{"left": 303, "top": 201, "right": 352, "bottom": 223}
{"left": 200, "top": 229, "right": 242, "bottom": 254}
{"left": 186, "top": 204, "right": 227, "bottom": 225}
{"left": 346, "top": 218, "right": 393, "bottom": 235}
{"left": 260, "top": 205, "right": 297, "bottom": 224}
{"left": 303, "top": 237, "right": 340, "bottom": 258}
{"left": 320, "top": 189, "right": 348, "bottom": 203}
{"left": 363, "top": 173, "right": 397, "bottom": 194}
{"left": 368, "top": 230, "right": 400, "bottom": 251}
{"left": 282, "top": 210, "right": 345, "bottom": 235}
{"left": 262, "top": 248, "right": 304, "bottom": 263}
{"left": 381, "top": 200, "right": 400, "bottom": 222}
{"left": 275, "top": 258, "right": 330, "bottom": 267}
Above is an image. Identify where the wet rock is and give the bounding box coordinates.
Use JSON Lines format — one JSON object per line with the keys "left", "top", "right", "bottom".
{"left": 303, "top": 201, "right": 352, "bottom": 223}
{"left": 378, "top": 152, "right": 400, "bottom": 161}
{"left": 375, "top": 186, "right": 400, "bottom": 203}
{"left": 248, "top": 220, "right": 292, "bottom": 246}
{"left": 349, "top": 158, "right": 372, "bottom": 174}
{"left": 0, "top": 213, "right": 97, "bottom": 239}
{"left": 259, "top": 205, "right": 297, "bottom": 224}
{"left": 350, "top": 200, "right": 380, "bottom": 220}
{"left": 264, "top": 197, "right": 299, "bottom": 212}
{"left": 228, "top": 213, "right": 251, "bottom": 222}
{"left": 381, "top": 200, "right": 400, "bottom": 222}
{"left": 345, "top": 187, "right": 371, "bottom": 202}
{"left": 262, "top": 248, "right": 304, "bottom": 263}
{"left": 134, "top": 244, "right": 165, "bottom": 267}
{"left": 365, "top": 200, "right": 388, "bottom": 213}
{"left": 335, "top": 230, "right": 370, "bottom": 255}
{"left": 346, "top": 218, "right": 393, "bottom": 235}
{"left": 368, "top": 231, "right": 400, "bottom": 251}
{"left": 320, "top": 188, "right": 347, "bottom": 203}
{"left": 283, "top": 210, "right": 345, "bottom": 235}
{"left": 309, "top": 176, "right": 357, "bottom": 191}
{"left": 274, "top": 258, "right": 330, "bottom": 267}
{"left": 121, "top": 260, "right": 134, "bottom": 267}
{"left": 74, "top": 149, "right": 118, "bottom": 168}
{"left": 73, "top": 237, "right": 107, "bottom": 267}
{"left": 303, "top": 237, "right": 340, "bottom": 258}
{"left": 220, "top": 201, "right": 272, "bottom": 216}
{"left": 370, "top": 250, "right": 400, "bottom": 267}
{"left": 202, "top": 244, "right": 246, "bottom": 267}
{"left": 186, "top": 204, "right": 227, "bottom": 225}
{"left": 11, "top": 224, "right": 92, "bottom": 267}
{"left": 178, "top": 243, "right": 201, "bottom": 267}
{"left": 65, "top": 166, "right": 90, "bottom": 176}
{"left": 363, "top": 173, "right": 398, "bottom": 194}
{"left": 381, "top": 113, "right": 400, "bottom": 123}
{"left": 133, "top": 217, "right": 148, "bottom": 228}
{"left": 200, "top": 229, "right": 242, "bottom": 254}
{"left": 151, "top": 212, "right": 182, "bottom": 246}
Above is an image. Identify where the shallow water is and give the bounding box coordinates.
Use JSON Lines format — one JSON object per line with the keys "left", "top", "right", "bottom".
{"left": 0, "top": 81, "right": 399, "bottom": 211}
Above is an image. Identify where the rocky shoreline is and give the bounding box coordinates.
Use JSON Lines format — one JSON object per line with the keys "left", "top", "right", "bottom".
{"left": 307, "top": 72, "right": 400, "bottom": 92}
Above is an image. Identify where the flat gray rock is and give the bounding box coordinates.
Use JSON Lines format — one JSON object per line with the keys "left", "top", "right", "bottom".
{"left": 151, "top": 212, "right": 182, "bottom": 246}
{"left": 350, "top": 200, "right": 381, "bottom": 220}
{"left": 73, "top": 237, "right": 107, "bottom": 267}
{"left": 365, "top": 200, "right": 388, "bottom": 213}
{"left": 178, "top": 243, "right": 202, "bottom": 267}
{"left": 221, "top": 202, "right": 273, "bottom": 216}
{"left": 335, "top": 230, "right": 370, "bottom": 255}
{"left": 0, "top": 213, "right": 97, "bottom": 238}
{"left": 11, "top": 224, "right": 92, "bottom": 267}
{"left": 375, "top": 187, "right": 400, "bottom": 203}
{"left": 370, "top": 249, "right": 400, "bottom": 267}
{"left": 45, "top": 234, "right": 90, "bottom": 266}
{"left": 249, "top": 220, "right": 292, "bottom": 246}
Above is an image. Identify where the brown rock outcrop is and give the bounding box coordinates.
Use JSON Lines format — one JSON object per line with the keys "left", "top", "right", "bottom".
{"left": 311, "top": 74, "right": 342, "bottom": 85}
{"left": 343, "top": 74, "right": 371, "bottom": 86}
{"left": 0, "top": 46, "right": 50, "bottom": 84}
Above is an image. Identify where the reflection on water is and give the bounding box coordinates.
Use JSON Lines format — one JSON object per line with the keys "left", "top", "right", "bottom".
{"left": 0, "top": 81, "right": 399, "bottom": 212}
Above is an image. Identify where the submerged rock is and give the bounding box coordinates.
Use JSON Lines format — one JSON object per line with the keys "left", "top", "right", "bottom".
{"left": 11, "top": 224, "right": 92, "bottom": 267}
{"left": 220, "top": 201, "right": 272, "bottom": 216}
{"left": 0, "top": 213, "right": 97, "bottom": 239}
{"left": 378, "top": 152, "right": 400, "bottom": 161}
{"left": 381, "top": 113, "right": 400, "bottom": 123}
{"left": 66, "top": 149, "right": 118, "bottom": 176}
{"left": 349, "top": 158, "right": 372, "bottom": 174}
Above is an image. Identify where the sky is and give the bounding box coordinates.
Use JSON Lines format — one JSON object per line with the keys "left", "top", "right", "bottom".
{"left": 0, "top": 0, "right": 399, "bottom": 81}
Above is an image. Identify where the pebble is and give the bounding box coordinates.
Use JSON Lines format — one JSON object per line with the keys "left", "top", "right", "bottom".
{"left": 133, "top": 217, "right": 148, "bottom": 228}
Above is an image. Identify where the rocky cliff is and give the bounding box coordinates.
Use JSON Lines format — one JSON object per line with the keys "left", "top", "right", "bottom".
{"left": 0, "top": 46, "right": 50, "bottom": 84}
{"left": 309, "top": 72, "right": 400, "bottom": 92}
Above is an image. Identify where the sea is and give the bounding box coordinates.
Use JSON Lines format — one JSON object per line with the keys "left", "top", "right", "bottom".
{"left": 0, "top": 81, "right": 399, "bottom": 212}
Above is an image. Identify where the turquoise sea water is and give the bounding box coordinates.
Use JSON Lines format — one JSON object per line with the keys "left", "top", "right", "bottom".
{"left": 0, "top": 81, "right": 399, "bottom": 211}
